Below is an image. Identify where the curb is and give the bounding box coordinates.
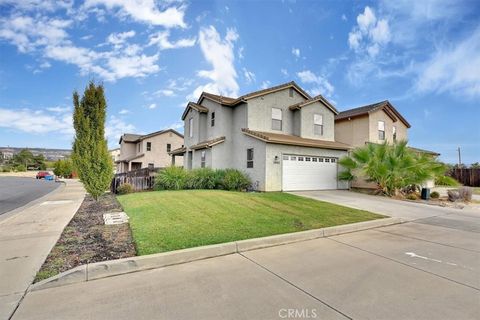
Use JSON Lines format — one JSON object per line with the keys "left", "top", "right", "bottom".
{"left": 31, "top": 217, "right": 404, "bottom": 292}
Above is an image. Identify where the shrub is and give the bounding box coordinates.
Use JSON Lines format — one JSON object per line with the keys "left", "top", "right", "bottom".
{"left": 154, "top": 166, "right": 188, "bottom": 190}
{"left": 430, "top": 191, "right": 440, "bottom": 199}
{"left": 117, "top": 183, "right": 134, "bottom": 195}
{"left": 213, "top": 169, "right": 226, "bottom": 189}
{"left": 406, "top": 193, "right": 418, "bottom": 200}
{"left": 435, "top": 175, "right": 460, "bottom": 187}
{"left": 186, "top": 168, "right": 217, "bottom": 189}
{"left": 13, "top": 164, "right": 26, "bottom": 172}
{"left": 222, "top": 169, "right": 251, "bottom": 191}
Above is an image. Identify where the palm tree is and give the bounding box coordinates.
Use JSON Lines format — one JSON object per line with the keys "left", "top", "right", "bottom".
{"left": 339, "top": 140, "right": 444, "bottom": 196}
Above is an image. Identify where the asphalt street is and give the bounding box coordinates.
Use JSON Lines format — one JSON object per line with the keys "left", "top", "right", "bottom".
{"left": 0, "top": 177, "right": 60, "bottom": 215}
{"left": 12, "top": 193, "right": 480, "bottom": 320}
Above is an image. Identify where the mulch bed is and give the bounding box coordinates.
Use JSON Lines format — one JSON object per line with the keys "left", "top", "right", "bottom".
{"left": 35, "top": 193, "right": 136, "bottom": 282}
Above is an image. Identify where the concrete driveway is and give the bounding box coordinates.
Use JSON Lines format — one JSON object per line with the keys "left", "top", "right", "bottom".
{"left": 291, "top": 190, "right": 479, "bottom": 221}
{"left": 12, "top": 202, "right": 480, "bottom": 320}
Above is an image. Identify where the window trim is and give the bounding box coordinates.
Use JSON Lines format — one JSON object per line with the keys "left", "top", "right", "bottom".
{"left": 166, "top": 143, "right": 171, "bottom": 153}
{"left": 247, "top": 148, "right": 254, "bottom": 168}
{"left": 392, "top": 126, "right": 397, "bottom": 142}
{"left": 211, "top": 112, "right": 215, "bottom": 127}
{"left": 378, "top": 121, "right": 385, "bottom": 140}
{"left": 146, "top": 142, "right": 151, "bottom": 151}
{"left": 189, "top": 118, "right": 193, "bottom": 138}
{"left": 148, "top": 163, "right": 154, "bottom": 169}
{"left": 201, "top": 150, "right": 206, "bottom": 168}
{"left": 271, "top": 107, "right": 283, "bottom": 131}
{"left": 314, "top": 114, "right": 324, "bottom": 136}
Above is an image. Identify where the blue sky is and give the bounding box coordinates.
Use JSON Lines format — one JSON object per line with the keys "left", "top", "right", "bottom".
{"left": 0, "top": 0, "right": 479, "bottom": 164}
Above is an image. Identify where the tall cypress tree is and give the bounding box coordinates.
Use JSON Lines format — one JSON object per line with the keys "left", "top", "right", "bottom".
{"left": 72, "top": 81, "right": 113, "bottom": 200}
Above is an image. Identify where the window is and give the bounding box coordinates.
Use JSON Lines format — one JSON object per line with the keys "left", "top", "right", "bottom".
{"left": 201, "top": 151, "right": 206, "bottom": 168}
{"left": 331, "top": 158, "right": 336, "bottom": 163}
{"left": 137, "top": 143, "right": 140, "bottom": 153}
{"left": 247, "top": 148, "right": 254, "bottom": 168}
{"left": 282, "top": 155, "right": 289, "bottom": 160}
{"left": 312, "top": 157, "right": 318, "bottom": 162}
{"left": 166, "top": 143, "right": 171, "bottom": 152}
{"left": 211, "top": 112, "right": 215, "bottom": 127}
{"left": 146, "top": 142, "right": 151, "bottom": 151}
{"left": 392, "top": 126, "right": 397, "bottom": 142}
{"left": 289, "top": 88, "right": 294, "bottom": 98}
{"left": 319, "top": 158, "right": 324, "bottom": 162}
{"left": 148, "top": 163, "right": 154, "bottom": 169}
{"left": 189, "top": 118, "right": 193, "bottom": 138}
{"left": 325, "top": 158, "right": 330, "bottom": 163}
{"left": 290, "top": 156, "right": 297, "bottom": 161}
{"left": 378, "top": 121, "right": 385, "bottom": 140}
{"left": 305, "top": 157, "right": 311, "bottom": 161}
{"left": 314, "top": 114, "right": 323, "bottom": 136}
{"left": 298, "top": 157, "right": 304, "bottom": 161}
{"left": 272, "top": 108, "right": 282, "bottom": 131}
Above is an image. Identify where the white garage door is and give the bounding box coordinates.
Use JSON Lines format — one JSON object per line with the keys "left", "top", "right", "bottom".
{"left": 282, "top": 154, "right": 338, "bottom": 191}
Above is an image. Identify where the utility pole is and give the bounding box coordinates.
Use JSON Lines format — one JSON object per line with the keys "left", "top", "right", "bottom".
{"left": 457, "top": 147, "right": 462, "bottom": 167}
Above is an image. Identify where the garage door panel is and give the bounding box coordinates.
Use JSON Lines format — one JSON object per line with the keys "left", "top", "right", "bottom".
{"left": 282, "top": 155, "right": 338, "bottom": 191}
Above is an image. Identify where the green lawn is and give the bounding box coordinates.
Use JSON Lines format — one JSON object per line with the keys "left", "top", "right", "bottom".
{"left": 118, "top": 190, "right": 385, "bottom": 255}
{"left": 473, "top": 187, "right": 480, "bottom": 195}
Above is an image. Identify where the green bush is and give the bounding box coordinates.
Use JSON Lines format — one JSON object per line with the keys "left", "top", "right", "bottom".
{"left": 187, "top": 168, "right": 217, "bottom": 189}
{"left": 406, "top": 193, "right": 418, "bottom": 200}
{"left": 13, "top": 164, "right": 26, "bottom": 172}
{"left": 435, "top": 175, "right": 460, "bottom": 186}
{"left": 222, "top": 169, "right": 251, "bottom": 191}
{"left": 154, "top": 166, "right": 188, "bottom": 190}
{"left": 430, "top": 191, "right": 440, "bottom": 199}
{"left": 117, "top": 183, "right": 134, "bottom": 195}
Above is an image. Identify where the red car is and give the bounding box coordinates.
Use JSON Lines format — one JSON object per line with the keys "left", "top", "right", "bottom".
{"left": 36, "top": 171, "right": 51, "bottom": 179}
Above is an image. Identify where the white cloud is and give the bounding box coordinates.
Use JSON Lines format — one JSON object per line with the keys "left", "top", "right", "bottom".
{"left": 162, "top": 120, "right": 183, "bottom": 131}
{"left": 297, "top": 70, "right": 334, "bottom": 98}
{"left": 46, "top": 106, "right": 69, "bottom": 113}
{"left": 105, "top": 115, "right": 135, "bottom": 144}
{"left": 148, "top": 103, "right": 157, "bottom": 109}
{"left": 107, "top": 30, "right": 135, "bottom": 47}
{"left": 155, "top": 89, "right": 175, "bottom": 97}
{"left": 118, "top": 109, "right": 130, "bottom": 114}
{"left": 148, "top": 30, "right": 196, "bottom": 50}
{"left": 243, "top": 68, "right": 256, "bottom": 84}
{"left": 190, "top": 26, "right": 239, "bottom": 99}
{"left": 292, "top": 47, "right": 300, "bottom": 58}
{"left": 341, "top": 14, "right": 347, "bottom": 21}
{"left": 348, "top": 6, "right": 391, "bottom": 58}
{"left": 260, "top": 81, "right": 271, "bottom": 89}
{"left": 415, "top": 27, "right": 480, "bottom": 98}
{"left": 83, "top": 0, "right": 187, "bottom": 28}
{"left": 280, "top": 68, "right": 288, "bottom": 77}
{"left": 0, "top": 107, "right": 73, "bottom": 135}
{"left": 238, "top": 46, "right": 244, "bottom": 59}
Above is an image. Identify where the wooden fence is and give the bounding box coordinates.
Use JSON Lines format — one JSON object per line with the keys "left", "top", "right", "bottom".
{"left": 111, "top": 167, "right": 160, "bottom": 193}
{"left": 448, "top": 168, "right": 480, "bottom": 187}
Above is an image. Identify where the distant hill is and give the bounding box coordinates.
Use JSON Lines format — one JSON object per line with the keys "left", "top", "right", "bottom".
{"left": 0, "top": 147, "right": 72, "bottom": 161}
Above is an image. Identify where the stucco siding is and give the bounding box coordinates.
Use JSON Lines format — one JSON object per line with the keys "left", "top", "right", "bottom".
{"left": 368, "top": 109, "right": 408, "bottom": 144}
{"left": 334, "top": 115, "right": 370, "bottom": 147}
{"left": 140, "top": 131, "right": 184, "bottom": 168}
{"left": 247, "top": 88, "right": 307, "bottom": 134}
{"left": 265, "top": 144, "right": 349, "bottom": 191}
{"left": 299, "top": 101, "right": 335, "bottom": 141}
{"left": 184, "top": 109, "right": 201, "bottom": 146}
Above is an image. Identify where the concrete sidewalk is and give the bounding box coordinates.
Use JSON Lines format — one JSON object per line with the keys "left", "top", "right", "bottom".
{"left": 0, "top": 179, "right": 85, "bottom": 320}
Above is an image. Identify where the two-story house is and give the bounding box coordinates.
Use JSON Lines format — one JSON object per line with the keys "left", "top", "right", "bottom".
{"left": 116, "top": 129, "right": 184, "bottom": 173}
{"left": 334, "top": 100, "right": 439, "bottom": 188}
{"left": 171, "top": 82, "right": 351, "bottom": 191}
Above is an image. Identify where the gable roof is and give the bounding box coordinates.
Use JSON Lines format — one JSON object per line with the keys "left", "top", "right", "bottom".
{"left": 181, "top": 102, "right": 209, "bottom": 120}
{"left": 197, "top": 81, "right": 312, "bottom": 106}
{"left": 335, "top": 100, "right": 411, "bottom": 128}
{"left": 288, "top": 95, "right": 339, "bottom": 114}
{"left": 242, "top": 128, "right": 352, "bottom": 150}
{"left": 190, "top": 136, "right": 226, "bottom": 150}
{"left": 119, "top": 129, "right": 183, "bottom": 144}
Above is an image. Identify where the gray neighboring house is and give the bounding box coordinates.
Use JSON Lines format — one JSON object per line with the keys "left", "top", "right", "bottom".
{"left": 170, "top": 82, "right": 351, "bottom": 191}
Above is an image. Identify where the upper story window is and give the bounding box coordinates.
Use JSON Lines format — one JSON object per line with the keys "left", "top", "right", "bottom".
{"left": 247, "top": 148, "right": 254, "bottom": 168}
{"left": 314, "top": 114, "right": 323, "bottom": 136}
{"left": 137, "top": 143, "right": 140, "bottom": 153}
{"left": 201, "top": 151, "right": 206, "bottom": 168}
{"left": 167, "top": 144, "right": 171, "bottom": 152}
{"left": 392, "top": 126, "right": 397, "bottom": 142}
{"left": 211, "top": 112, "right": 215, "bottom": 127}
{"left": 189, "top": 118, "right": 193, "bottom": 138}
{"left": 146, "top": 142, "right": 151, "bottom": 151}
{"left": 289, "top": 88, "right": 294, "bottom": 98}
{"left": 378, "top": 121, "right": 385, "bottom": 140}
{"left": 272, "top": 108, "right": 282, "bottom": 131}
{"left": 148, "top": 163, "right": 154, "bottom": 169}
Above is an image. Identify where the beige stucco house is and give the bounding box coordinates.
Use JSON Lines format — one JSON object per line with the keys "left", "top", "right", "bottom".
{"left": 116, "top": 129, "right": 183, "bottom": 173}
{"left": 171, "top": 82, "right": 351, "bottom": 191}
{"left": 334, "top": 100, "right": 438, "bottom": 188}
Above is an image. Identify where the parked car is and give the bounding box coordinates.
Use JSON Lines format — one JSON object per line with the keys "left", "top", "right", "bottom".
{"left": 36, "top": 171, "right": 52, "bottom": 179}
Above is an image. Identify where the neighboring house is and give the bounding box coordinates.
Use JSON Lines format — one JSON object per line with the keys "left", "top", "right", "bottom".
{"left": 116, "top": 129, "right": 184, "bottom": 173}
{"left": 334, "top": 100, "right": 439, "bottom": 188}
{"left": 171, "top": 82, "right": 351, "bottom": 191}
{"left": 109, "top": 148, "right": 120, "bottom": 173}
